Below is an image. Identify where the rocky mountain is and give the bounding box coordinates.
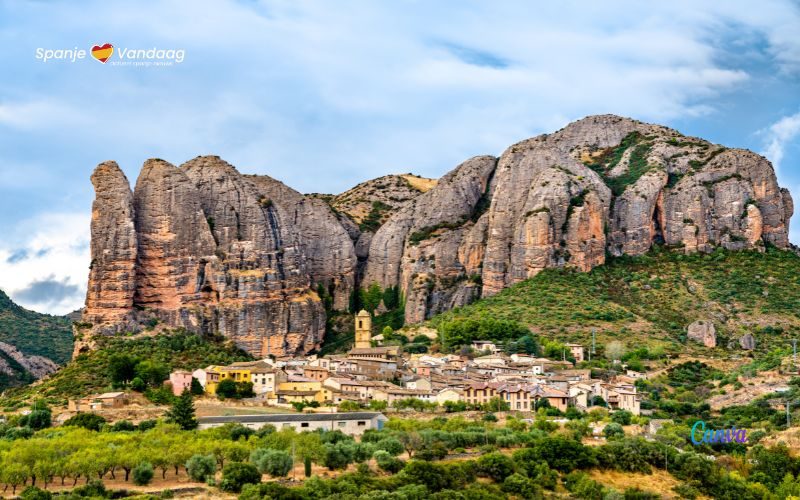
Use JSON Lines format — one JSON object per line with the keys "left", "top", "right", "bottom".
{"left": 0, "top": 290, "right": 66, "bottom": 390}
{"left": 79, "top": 115, "right": 793, "bottom": 357}
{"left": 0, "top": 289, "right": 72, "bottom": 365}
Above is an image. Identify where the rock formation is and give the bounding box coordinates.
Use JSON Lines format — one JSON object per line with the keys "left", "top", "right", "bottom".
{"left": 687, "top": 320, "right": 717, "bottom": 348}
{"left": 79, "top": 115, "right": 793, "bottom": 356}
{"left": 0, "top": 342, "right": 58, "bottom": 380}
{"left": 739, "top": 333, "right": 756, "bottom": 350}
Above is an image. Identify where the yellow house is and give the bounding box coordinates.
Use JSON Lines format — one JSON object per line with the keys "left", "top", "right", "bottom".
{"left": 276, "top": 376, "right": 329, "bottom": 404}
{"left": 204, "top": 364, "right": 253, "bottom": 395}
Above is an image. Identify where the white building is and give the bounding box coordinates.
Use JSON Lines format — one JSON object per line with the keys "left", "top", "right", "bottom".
{"left": 198, "top": 412, "right": 388, "bottom": 435}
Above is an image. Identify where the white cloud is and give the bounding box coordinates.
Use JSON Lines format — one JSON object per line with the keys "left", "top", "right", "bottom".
{"left": 760, "top": 111, "right": 800, "bottom": 245}
{"left": 762, "top": 111, "right": 800, "bottom": 171}
{"left": 0, "top": 100, "right": 86, "bottom": 130}
{"left": 0, "top": 212, "right": 89, "bottom": 315}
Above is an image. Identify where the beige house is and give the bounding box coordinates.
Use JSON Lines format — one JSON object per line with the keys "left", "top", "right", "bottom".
{"left": 372, "top": 387, "right": 434, "bottom": 406}
{"left": 68, "top": 392, "right": 128, "bottom": 412}
{"left": 436, "top": 388, "right": 462, "bottom": 404}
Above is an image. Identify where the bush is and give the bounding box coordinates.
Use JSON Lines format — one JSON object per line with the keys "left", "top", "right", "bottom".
{"left": 216, "top": 379, "right": 238, "bottom": 399}
{"left": 20, "top": 487, "right": 51, "bottom": 500}
{"left": 374, "top": 450, "right": 405, "bottom": 473}
{"left": 611, "top": 410, "right": 633, "bottom": 426}
{"left": 186, "top": 454, "right": 216, "bottom": 482}
{"left": 604, "top": 423, "right": 625, "bottom": 440}
{"left": 220, "top": 462, "right": 262, "bottom": 493}
{"left": 502, "top": 473, "right": 542, "bottom": 499}
{"left": 111, "top": 420, "right": 136, "bottom": 432}
{"left": 375, "top": 437, "right": 404, "bottom": 456}
{"left": 62, "top": 412, "right": 107, "bottom": 431}
{"left": 132, "top": 462, "right": 154, "bottom": 486}
{"left": 130, "top": 376, "right": 146, "bottom": 392}
{"left": 513, "top": 436, "right": 595, "bottom": 473}
{"left": 250, "top": 448, "right": 293, "bottom": 477}
{"left": 477, "top": 452, "right": 515, "bottom": 482}
{"left": 71, "top": 480, "right": 107, "bottom": 498}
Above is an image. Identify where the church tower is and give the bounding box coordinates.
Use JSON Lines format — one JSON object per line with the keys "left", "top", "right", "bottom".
{"left": 354, "top": 310, "right": 372, "bottom": 349}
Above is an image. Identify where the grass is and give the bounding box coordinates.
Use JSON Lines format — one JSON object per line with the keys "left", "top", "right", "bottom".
{"left": 583, "top": 132, "right": 659, "bottom": 196}
{"left": 429, "top": 247, "right": 800, "bottom": 350}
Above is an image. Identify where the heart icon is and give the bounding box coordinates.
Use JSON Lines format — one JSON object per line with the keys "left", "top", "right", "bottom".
{"left": 91, "top": 43, "right": 114, "bottom": 63}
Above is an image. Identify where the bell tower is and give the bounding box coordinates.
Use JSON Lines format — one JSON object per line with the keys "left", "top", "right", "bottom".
{"left": 354, "top": 310, "right": 372, "bottom": 349}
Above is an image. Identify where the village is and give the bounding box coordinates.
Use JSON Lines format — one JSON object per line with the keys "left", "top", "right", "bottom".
{"left": 67, "top": 310, "right": 642, "bottom": 433}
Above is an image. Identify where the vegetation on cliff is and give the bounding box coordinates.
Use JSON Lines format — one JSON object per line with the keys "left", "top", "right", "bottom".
{"left": 0, "top": 290, "right": 72, "bottom": 364}
{"left": 431, "top": 247, "right": 800, "bottom": 352}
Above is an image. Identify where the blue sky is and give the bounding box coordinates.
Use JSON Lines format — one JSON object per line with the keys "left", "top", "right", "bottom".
{"left": 1, "top": 0, "right": 799, "bottom": 315}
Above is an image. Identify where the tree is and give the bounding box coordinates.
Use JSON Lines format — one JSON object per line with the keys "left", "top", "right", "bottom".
{"left": 611, "top": 410, "right": 632, "bottom": 426}
{"left": 1, "top": 463, "right": 29, "bottom": 495}
{"left": 338, "top": 400, "right": 362, "bottom": 412}
{"left": 251, "top": 449, "right": 293, "bottom": 477}
{"left": 216, "top": 379, "right": 238, "bottom": 399}
{"left": 62, "top": 413, "right": 106, "bottom": 431}
{"left": 604, "top": 423, "right": 625, "bottom": 441}
{"left": 130, "top": 377, "right": 146, "bottom": 392}
{"left": 237, "top": 381, "right": 255, "bottom": 399}
{"left": 605, "top": 341, "right": 625, "bottom": 362}
{"left": 373, "top": 450, "right": 404, "bottom": 473}
{"left": 502, "top": 473, "right": 542, "bottom": 499}
{"left": 19, "top": 486, "right": 51, "bottom": 500}
{"left": 190, "top": 377, "right": 204, "bottom": 396}
{"left": 220, "top": 462, "right": 261, "bottom": 493}
{"left": 165, "top": 390, "right": 198, "bottom": 430}
{"left": 186, "top": 454, "right": 216, "bottom": 482}
{"left": 132, "top": 462, "right": 154, "bottom": 486}
{"left": 135, "top": 360, "right": 169, "bottom": 387}
{"left": 109, "top": 354, "right": 137, "bottom": 386}
{"left": 513, "top": 436, "right": 595, "bottom": 473}
{"left": 21, "top": 402, "right": 51, "bottom": 430}
{"left": 477, "top": 452, "right": 515, "bottom": 482}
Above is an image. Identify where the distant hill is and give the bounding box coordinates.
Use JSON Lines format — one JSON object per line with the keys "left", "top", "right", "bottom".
{"left": 0, "top": 289, "right": 73, "bottom": 365}
{"left": 429, "top": 247, "right": 800, "bottom": 353}
{"left": 1, "top": 330, "right": 252, "bottom": 404}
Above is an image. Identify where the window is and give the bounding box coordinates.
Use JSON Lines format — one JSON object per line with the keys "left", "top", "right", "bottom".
{"left": 301, "top": 422, "right": 309, "bottom": 428}
{"left": 357, "top": 421, "right": 366, "bottom": 426}
{"left": 338, "top": 421, "right": 346, "bottom": 428}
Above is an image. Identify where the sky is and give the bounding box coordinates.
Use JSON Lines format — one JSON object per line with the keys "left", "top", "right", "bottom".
{"left": 0, "top": 0, "right": 799, "bottom": 315}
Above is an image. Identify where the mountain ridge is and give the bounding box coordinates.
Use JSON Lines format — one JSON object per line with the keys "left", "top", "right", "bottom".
{"left": 76, "top": 114, "right": 793, "bottom": 358}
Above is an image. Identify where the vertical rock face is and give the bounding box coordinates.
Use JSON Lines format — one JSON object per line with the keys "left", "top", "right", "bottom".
{"left": 80, "top": 115, "right": 793, "bottom": 354}
{"left": 244, "top": 173, "right": 357, "bottom": 311}
{"left": 81, "top": 162, "right": 138, "bottom": 338}
{"left": 79, "top": 157, "right": 327, "bottom": 358}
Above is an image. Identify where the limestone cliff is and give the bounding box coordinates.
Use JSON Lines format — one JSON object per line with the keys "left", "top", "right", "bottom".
{"left": 362, "top": 115, "right": 793, "bottom": 324}
{"left": 79, "top": 115, "right": 793, "bottom": 354}
{"left": 78, "top": 157, "right": 326, "bottom": 358}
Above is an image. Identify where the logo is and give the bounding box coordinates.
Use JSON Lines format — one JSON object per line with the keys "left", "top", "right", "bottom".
{"left": 91, "top": 43, "right": 114, "bottom": 63}
{"left": 690, "top": 420, "right": 747, "bottom": 445}
{"left": 35, "top": 43, "right": 185, "bottom": 66}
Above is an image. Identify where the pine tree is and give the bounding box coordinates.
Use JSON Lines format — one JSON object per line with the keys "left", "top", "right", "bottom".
{"left": 166, "top": 389, "right": 198, "bottom": 430}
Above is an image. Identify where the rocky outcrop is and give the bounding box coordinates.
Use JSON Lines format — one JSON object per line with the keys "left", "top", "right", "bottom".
{"left": 362, "top": 115, "right": 793, "bottom": 324}
{"left": 739, "top": 333, "right": 756, "bottom": 350}
{"left": 244, "top": 172, "right": 357, "bottom": 311}
{"left": 0, "top": 342, "right": 58, "bottom": 380}
{"left": 687, "top": 320, "right": 717, "bottom": 348}
{"left": 80, "top": 115, "right": 794, "bottom": 350}
{"left": 82, "top": 162, "right": 138, "bottom": 335}
{"left": 79, "top": 157, "right": 327, "bottom": 358}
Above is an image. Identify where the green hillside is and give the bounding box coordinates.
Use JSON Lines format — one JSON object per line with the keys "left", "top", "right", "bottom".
{"left": 430, "top": 247, "right": 800, "bottom": 353}
{"left": 1, "top": 330, "right": 253, "bottom": 405}
{"left": 0, "top": 290, "right": 73, "bottom": 364}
